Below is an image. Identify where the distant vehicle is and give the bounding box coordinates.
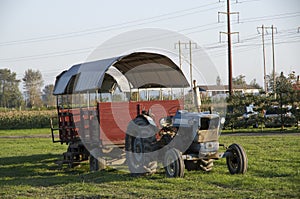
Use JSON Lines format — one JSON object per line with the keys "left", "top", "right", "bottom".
{"left": 264, "top": 106, "right": 296, "bottom": 128}
{"left": 242, "top": 104, "right": 259, "bottom": 128}
{"left": 225, "top": 104, "right": 259, "bottom": 129}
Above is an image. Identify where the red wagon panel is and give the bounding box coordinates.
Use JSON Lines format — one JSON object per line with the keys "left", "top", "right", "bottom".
{"left": 99, "top": 100, "right": 183, "bottom": 145}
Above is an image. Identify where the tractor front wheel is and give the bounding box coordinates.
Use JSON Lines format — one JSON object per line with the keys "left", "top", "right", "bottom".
{"left": 226, "top": 143, "right": 248, "bottom": 174}
{"left": 164, "top": 148, "right": 185, "bottom": 177}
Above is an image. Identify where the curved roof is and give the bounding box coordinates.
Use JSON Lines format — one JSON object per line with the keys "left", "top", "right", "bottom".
{"left": 53, "top": 52, "right": 189, "bottom": 95}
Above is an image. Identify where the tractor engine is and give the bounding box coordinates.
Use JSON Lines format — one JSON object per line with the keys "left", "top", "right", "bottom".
{"left": 158, "top": 110, "right": 221, "bottom": 158}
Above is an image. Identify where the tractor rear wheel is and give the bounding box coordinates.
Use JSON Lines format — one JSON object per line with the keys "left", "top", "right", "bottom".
{"left": 226, "top": 143, "right": 247, "bottom": 174}
{"left": 164, "top": 148, "right": 185, "bottom": 177}
{"left": 125, "top": 117, "right": 158, "bottom": 176}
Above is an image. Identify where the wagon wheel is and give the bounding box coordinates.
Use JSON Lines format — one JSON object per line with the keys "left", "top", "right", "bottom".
{"left": 125, "top": 117, "right": 158, "bottom": 176}
{"left": 89, "top": 153, "right": 107, "bottom": 172}
{"left": 89, "top": 155, "right": 99, "bottom": 172}
{"left": 164, "top": 148, "right": 185, "bottom": 178}
{"left": 226, "top": 143, "right": 248, "bottom": 174}
{"left": 185, "top": 159, "right": 214, "bottom": 172}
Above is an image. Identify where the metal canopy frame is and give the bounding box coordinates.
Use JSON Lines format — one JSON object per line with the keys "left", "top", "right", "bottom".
{"left": 53, "top": 52, "right": 189, "bottom": 95}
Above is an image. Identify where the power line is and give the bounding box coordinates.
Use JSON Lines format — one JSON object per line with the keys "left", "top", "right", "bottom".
{"left": 1, "top": 26, "right": 298, "bottom": 63}
{"left": 0, "top": 47, "right": 93, "bottom": 62}
{"left": 0, "top": 23, "right": 224, "bottom": 63}
{"left": 240, "top": 12, "right": 300, "bottom": 23}
{"left": 0, "top": 6, "right": 298, "bottom": 47}
{"left": 0, "top": 2, "right": 222, "bottom": 47}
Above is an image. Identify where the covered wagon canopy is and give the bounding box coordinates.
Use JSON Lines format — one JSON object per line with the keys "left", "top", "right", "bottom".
{"left": 53, "top": 52, "right": 190, "bottom": 95}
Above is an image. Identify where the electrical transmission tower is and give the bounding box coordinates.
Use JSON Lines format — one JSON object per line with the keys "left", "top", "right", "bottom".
{"left": 218, "top": 0, "right": 239, "bottom": 95}
{"left": 175, "top": 40, "right": 197, "bottom": 93}
{"left": 257, "top": 25, "right": 277, "bottom": 96}
{"left": 257, "top": 25, "right": 267, "bottom": 93}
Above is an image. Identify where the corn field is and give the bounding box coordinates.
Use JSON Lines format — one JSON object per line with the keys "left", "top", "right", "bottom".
{"left": 0, "top": 110, "right": 57, "bottom": 129}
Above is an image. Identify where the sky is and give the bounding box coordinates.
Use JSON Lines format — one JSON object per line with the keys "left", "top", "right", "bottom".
{"left": 0, "top": 0, "right": 299, "bottom": 91}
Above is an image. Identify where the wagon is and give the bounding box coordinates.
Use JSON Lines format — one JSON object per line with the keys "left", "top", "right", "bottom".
{"left": 50, "top": 51, "right": 248, "bottom": 177}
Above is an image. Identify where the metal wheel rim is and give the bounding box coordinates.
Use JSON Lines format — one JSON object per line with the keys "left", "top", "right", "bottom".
{"left": 166, "top": 153, "right": 175, "bottom": 176}
{"left": 228, "top": 151, "right": 239, "bottom": 170}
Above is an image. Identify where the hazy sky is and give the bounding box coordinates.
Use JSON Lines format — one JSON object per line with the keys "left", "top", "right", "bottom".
{"left": 0, "top": 0, "right": 299, "bottom": 89}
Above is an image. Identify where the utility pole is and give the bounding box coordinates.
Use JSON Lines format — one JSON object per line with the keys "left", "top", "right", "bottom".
{"left": 257, "top": 25, "right": 268, "bottom": 93}
{"left": 265, "top": 25, "right": 277, "bottom": 98}
{"left": 227, "top": 0, "right": 233, "bottom": 96}
{"left": 218, "top": 0, "right": 239, "bottom": 95}
{"left": 174, "top": 41, "right": 197, "bottom": 91}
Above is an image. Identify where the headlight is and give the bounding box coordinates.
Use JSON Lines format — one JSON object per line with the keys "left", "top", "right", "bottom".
{"left": 220, "top": 117, "right": 226, "bottom": 125}
{"left": 200, "top": 141, "right": 219, "bottom": 153}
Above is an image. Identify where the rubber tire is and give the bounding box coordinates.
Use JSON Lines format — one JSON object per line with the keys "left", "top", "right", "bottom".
{"left": 164, "top": 148, "right": 185, "bottom": 178}
{"left": 125, "top": 117, "right": 157, "bottom": 175}
{"left": 226, "top": 143, "right": 248, "bottom": 174}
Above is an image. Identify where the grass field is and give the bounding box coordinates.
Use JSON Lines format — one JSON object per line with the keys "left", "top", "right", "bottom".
{"left": 0, "top": 128, "right": 51, "bottom": 136}
{"left": 0, "top": 129, "right": 299, "bottom": 198}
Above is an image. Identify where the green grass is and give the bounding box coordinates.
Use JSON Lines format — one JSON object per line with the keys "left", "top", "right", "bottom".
{"left": 0, "top": 132, "right": 299, "bottom": 198}
{"left": 0, "top": 128, "right": 51, "bottom": 136}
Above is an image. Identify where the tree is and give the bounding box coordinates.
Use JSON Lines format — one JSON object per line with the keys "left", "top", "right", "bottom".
{"left": 275, "top": 72, "right": 298, "bottom": 129}
{"left": 250, "top": 78, "right": 262, "bottom": 89}
{"left": 0, "top": 68, "right": 23, "bottom": 108}
{"left": 287, "top": 71, "right": 297, "bottom": 84}
{"left": 42, "top": 84, "right": 56, "bottom": 107}
{"left": 266, "top": 71, "right": 279, "bottom": 93}
{"left": 23, "top": 69, "right": 44, "bottom": 108}
{"left": 232, "top": 75, "right": 246, "bottom": 86}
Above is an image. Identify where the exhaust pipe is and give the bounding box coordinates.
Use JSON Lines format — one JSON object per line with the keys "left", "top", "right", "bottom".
{"left": 193, "top": 80, "right": 201, "bottom": 112}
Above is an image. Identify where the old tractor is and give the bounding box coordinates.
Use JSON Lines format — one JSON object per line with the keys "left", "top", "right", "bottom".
{"left": 125, "top": 82, "right": 247, "bottom": 177}
{"left": 50, "top": 51, "right": 247, "bottom": 177}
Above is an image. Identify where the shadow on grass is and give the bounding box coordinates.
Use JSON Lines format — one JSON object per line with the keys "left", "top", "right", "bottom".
{"left": 0, "top": 153, "right": 134, "bottom": 187}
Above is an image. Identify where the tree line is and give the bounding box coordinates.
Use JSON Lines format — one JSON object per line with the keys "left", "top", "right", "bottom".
{"left": 224, "top": 71, "right": 300, "bottom": 129}
{"left": 0, "top": 68, "right": 55, "bottom": 109}
{"left": 0, "top": 68, "right": 299, "bottom": 113}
